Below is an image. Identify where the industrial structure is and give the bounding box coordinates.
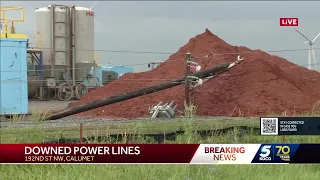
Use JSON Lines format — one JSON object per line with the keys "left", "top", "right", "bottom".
{"left": 4, "top": 5, "right": 133, "bottom": 99}
{"left": 0, "top": 5, "right": 134, "bottom": 115}
{"left": 83, "top": 65, "right": 134, "bottom": 87}
{"left": 0, "top": 6, "right": 28, "bottom": 115}
{"left": 27, "top": 5, "right": 134, "bottom": 100}
{"left": 28, "top": 5, "right": 96, "bottom": 100}
{"left": 0, "top": 5, "right": 246, "bottom": 118}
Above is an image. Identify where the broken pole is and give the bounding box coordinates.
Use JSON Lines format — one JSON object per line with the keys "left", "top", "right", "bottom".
{"left": 185, "top": 52, "right": 192, "bottom": 105}
{"left": 46, "top": 57, "right": 243, "bottom": 120}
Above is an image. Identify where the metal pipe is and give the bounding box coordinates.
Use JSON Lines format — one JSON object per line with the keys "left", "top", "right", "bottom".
{"left": 93, "top": 60, "right": 97, "bottom": 87}
{"left": 72, "top": 5, "right": 76, "bottom": 86}
{"left": 68, "top": 6, "right": 73, "bottom": 82}
{"left": 46, "top": 58, "right": 243, "bottom": 120}
{"left": 51, "top": 5, "right": 55, "bottom": 77}
{"left": 66, "top": 6, "right": 70, "bottom": 80}
{"left": 39, "top": 51, "right": 44, "bottom": 99}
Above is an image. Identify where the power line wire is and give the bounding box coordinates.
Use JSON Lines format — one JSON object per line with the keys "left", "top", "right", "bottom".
{"left": 2, "top": 70, "right": 319, "bottom": 84}
{"left": 2, "top": 45, "right": 320, "bottom": 55}
{"left": 2, "top": 50, "right": 319, "bottom": 83}
{"left": 1, "top": 50, "right": 319, "bottom": 72}
{"left": 1, "top": 60, "right": 318, "bottom": 73}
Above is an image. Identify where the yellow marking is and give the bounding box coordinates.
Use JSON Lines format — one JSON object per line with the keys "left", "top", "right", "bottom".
{"left": 0, "top": 6, "right": 25, "bottom": 35}
{"left": 0, "top": 33, "right": 27, "bottom": 39}
{"left": 0, "top": 6, "right": 25, "bottom": 22}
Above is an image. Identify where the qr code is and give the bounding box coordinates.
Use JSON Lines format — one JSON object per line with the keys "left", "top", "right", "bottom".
{"left": 261, "top": 118, "right": 278, "bottom": 135}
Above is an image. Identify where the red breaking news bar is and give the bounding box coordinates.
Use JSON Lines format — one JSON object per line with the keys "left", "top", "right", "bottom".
{"left": 2, "top": 144, "right": 320, "bottom": 164}
{"left": 0, "top": 144, "right": 199, "bottom": 164}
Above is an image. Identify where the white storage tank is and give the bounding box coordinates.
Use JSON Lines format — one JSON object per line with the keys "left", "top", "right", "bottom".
{"left": 34, "top": 5, "right": 94, "bottom": 81}
{"left": 73, "top": 6, "right": 94, "bottom": 81}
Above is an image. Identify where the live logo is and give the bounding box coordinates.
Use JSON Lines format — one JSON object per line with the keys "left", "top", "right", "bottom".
{"left": 280, "top": 18, "right": 299, "bottom": 26}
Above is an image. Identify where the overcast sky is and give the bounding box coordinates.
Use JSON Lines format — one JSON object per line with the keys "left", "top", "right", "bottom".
{"left": 1, "top": 1, "right": 320, "bottom": 72}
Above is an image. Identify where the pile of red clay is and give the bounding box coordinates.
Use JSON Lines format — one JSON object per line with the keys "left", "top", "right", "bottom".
{"left": 70, "top": 29, "right": 320, "bottom": 118}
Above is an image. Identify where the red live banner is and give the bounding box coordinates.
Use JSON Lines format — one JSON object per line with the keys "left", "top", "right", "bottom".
{"left": 0, "top": 144, "right": 199, "bottom": 164}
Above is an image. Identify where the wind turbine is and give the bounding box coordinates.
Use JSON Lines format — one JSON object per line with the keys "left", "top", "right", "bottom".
{"left": 90, "top": 2, "right": 100, "bottom": 10}
{"left": 294, "top": 29, "right": 320, "bottom": 71}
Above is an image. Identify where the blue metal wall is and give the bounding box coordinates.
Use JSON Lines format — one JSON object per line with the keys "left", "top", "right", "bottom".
{"left": 0, "top": 38, "right": 28, "bottom": 115}
{"left": 102, "top": 66, "right": 134, "bottom": 77}
{"left": 88, "top": 66, "right": 134, "bottom": 77}
{"left": 84, "top": 65, "right": 134, "bottom": 87}
{"left": 85, "top": 66, "right": 103, "bottom": 87}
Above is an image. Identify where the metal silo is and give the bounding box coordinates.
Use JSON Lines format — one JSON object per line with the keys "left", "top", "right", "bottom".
{"left": 35, "top": 5, "right": 69, "bottom": 79}
{"left": 73, "top": 6, "right": 94, "bottom": 84}
{"left": 34, "top": 5, "right": 94, "bottom": 85}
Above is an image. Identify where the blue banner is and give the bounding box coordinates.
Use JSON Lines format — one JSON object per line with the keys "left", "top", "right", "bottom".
{"left": 251, "top": 144, "right": 320, "bottom": 164}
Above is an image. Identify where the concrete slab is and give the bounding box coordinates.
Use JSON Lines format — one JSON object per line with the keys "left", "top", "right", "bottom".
{"left": 28, "top": 100, "right": 77, "bottom": 113}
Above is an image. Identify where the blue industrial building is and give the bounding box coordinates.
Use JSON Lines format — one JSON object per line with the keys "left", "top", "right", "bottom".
{"left": 0, "top": 38, "right": 28, "bottom": 115}
{"left": 84, "top": 65, "right": 134, "bottom": 87}
{"left": 1, "top": 6, "right": 136, "bottom": 110}
{"left": 103, "top": 66, "right": 134, "bottom": 77}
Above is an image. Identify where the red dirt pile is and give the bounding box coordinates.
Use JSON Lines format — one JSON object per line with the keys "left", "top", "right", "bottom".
{"left": 70, "top": 29, "right": 320, "bottom": 118}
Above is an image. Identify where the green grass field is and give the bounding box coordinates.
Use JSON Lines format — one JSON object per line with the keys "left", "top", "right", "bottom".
{"left": 1, "top": 117, "right": 320, "bottom": 180}
{"left": 2, "top": 164, "right": 320, "bottom": 180}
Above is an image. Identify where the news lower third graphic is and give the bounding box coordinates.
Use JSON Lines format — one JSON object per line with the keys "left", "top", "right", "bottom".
{"left": 260, "top": 117, "right": 320, "bottom": 135}
{"left": 251, "top": 144, "right": 298, "bottom": 163}
{"left": 0, "top": 144, "right": 320, "bottom": 164}
{"left": 23, "top": 146, "right": 141, "bottom": 162}
{"left": 251, "top": 144, "right": 320, "bottom": 164}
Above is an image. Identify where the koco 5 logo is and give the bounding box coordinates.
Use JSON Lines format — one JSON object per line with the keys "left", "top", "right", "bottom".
{"left": 259, "top": 145, "right": 272, "bottom": 161}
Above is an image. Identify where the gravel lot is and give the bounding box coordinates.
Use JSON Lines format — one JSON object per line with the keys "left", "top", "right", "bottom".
{"left": 0, "top": 100, "right": 249, "bottom": 130}
{"left": 0, "top": 116, "right": 249, "bottom": 130}
{"left": 28, "top": 100, "right": 75, "bottom": 112}
{"left": 1, "top": 116, "right": 126, "bottom": 129}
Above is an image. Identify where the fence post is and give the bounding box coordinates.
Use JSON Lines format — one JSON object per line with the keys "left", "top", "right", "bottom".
{"left": 79, "top": 123, "right": 83, "bottom": 144}
{"left": 282, "top": 135, "right": 286, "bottom": 143}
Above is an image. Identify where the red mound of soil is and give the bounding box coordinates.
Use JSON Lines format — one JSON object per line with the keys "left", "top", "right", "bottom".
{"left": 70, "top": 29, "right": 320, "bottom": 118}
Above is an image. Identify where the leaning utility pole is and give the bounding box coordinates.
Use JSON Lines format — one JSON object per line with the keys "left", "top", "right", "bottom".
{"left": 46, "top": 55, "right": 244, "bottom": 120}
{"left": 185, "top": 52, "right": 192, "bottom": 105}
